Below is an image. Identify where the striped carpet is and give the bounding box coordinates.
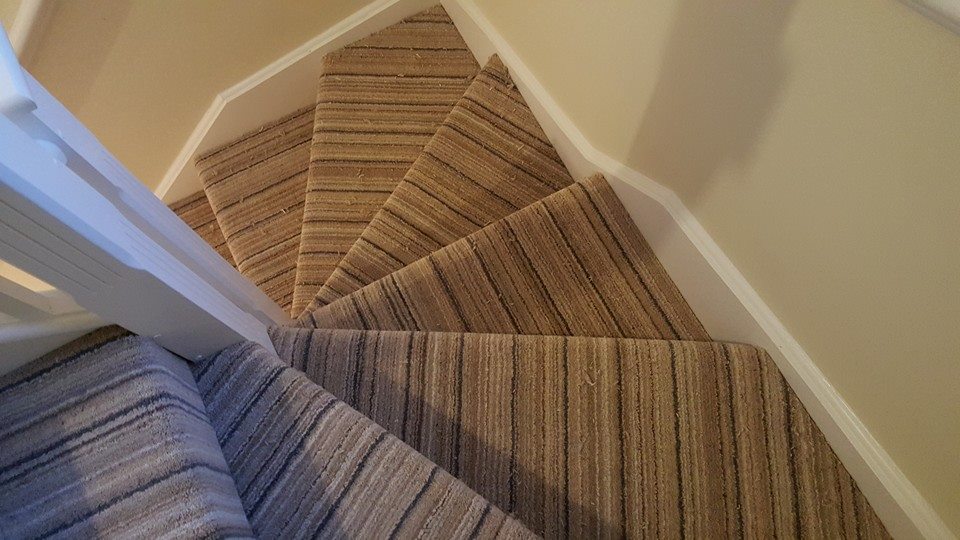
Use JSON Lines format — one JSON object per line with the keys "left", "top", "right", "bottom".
{"left": 193, "top": 340, "right": 532, "bottom": 538}
{"left": 305, "top": 175, "right": 709, "bottom": 340}
{"left": 169, "top": 190, "right": 236, "bottom": 267}
{"left": 271, "top": 327, "right": 890, "bottom": 539}
{"left": 292, "top": 5, "right": 480, "bottom": 315}
{"left": 196, "top": 106, "right": 314, "bottom": 313}
{"left": 301, "top": 54, "right": 574, "bottom": 317}
{"left": 0, "top": 327, "right": 253, "bottom": 538}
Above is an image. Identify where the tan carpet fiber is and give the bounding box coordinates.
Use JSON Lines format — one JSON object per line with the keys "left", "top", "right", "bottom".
{"left": 305, "top": 175, "right": 708, "bottom": 341}
{"left": 271, "top": 327, "right": 889, "bottom": 539}
{"left": 301, "top": 54, "right": 573, "bottom": 317}
{"left": 196, "top": 340, "right": 533, "bottom": 538}
{"left": 170, "top": 191, "right": 236, "bottom": 267}
{"left": 292, "top": 5, "right": 480, "bottom": 315}
{"left": 196, "top": 107, "right": 313, "bottom": 313}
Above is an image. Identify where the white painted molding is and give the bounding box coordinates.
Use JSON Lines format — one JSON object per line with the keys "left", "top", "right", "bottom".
{"left": 0, "top": 111, "right": 276, "bottom": 360}
{"left": 155, "top": 0, "right": 437, "bottom": 202}
{"left": 444, "top": 1, "right": 954, "bottom": 538}
{"left": 901, "top": 0, "right": 960, "bottom": 34}
{"left": 0, "top": 26, "right": 32, "bottom": 115}
{"left": 150, "top": 0, "right": 954, "bottom": 536}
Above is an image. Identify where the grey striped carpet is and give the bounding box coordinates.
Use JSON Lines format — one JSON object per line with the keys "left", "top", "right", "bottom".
{"left": 193, "top": 340, "right": 533, "bottom": 538}
{"left": 0, "top": 327, "right": 253, "bottom": 539}
{"left": 292, "top": 5, "right": 480, "bottom": 315}
{"left": 271, "top": 327, "right": 890, "bottom": 539}
{"left": 305, "top": 174, "right": 709, "bottom": 341}
{"left": 300, "top": 54, "right": 574, "bottom": 317}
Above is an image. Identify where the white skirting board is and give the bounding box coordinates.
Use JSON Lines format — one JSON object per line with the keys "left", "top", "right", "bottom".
{"left": 154, "top": 0, "right": 438, "bottom": 203}
{"left": 155, "top": 0, "right": 954, "bottom": 537}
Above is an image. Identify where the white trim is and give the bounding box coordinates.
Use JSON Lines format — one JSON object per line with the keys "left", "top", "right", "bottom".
{"left": 0, "top": 311, "right": 103, "bottom": 376}
{"left": 444, "top": 1, "right": 954, "bottom": 538}
{"left": 901, "top": 0, "right": 960, "bottom": 34}
{"left": 149, "top": 0, "right": 954, "bottom": 535}
{"left": 155, "top": 0, "right": 437, "bottom": 202}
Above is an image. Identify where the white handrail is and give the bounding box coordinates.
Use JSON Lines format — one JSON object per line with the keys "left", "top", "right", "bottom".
{"left": 0, "top": 26, "right": 285, "bottom": 358}
{"left": 0, "top": 19, "right": 32, "bottom": 115}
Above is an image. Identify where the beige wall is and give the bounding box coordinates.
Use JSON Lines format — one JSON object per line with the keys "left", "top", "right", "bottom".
{"left": 0, "top": 0, "right": 22, "bottom": 33}
{"left": 474, "top": 0, "right": 960, "bottom": 532}
{"left": 24, "top": 0, "right": 373, "bottom": 192}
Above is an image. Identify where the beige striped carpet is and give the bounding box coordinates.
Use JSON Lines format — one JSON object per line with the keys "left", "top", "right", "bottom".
{"left": 271, "top": 327, "right": 889, "bottom": 539}
{"left": 304, "top": 175, "right": 709, "bottom": 341}
{"left": 160, "top": 4, "right": 892, "bottom": 537}
{"left": 292, "top": 5, "right": 481, "bottom": 315}
{"left": 169, "top": 190, "right": 236, "bottom": 267}
{"left": 195, "top": 339, "right": 533, "bottom": 538}
{"left": 196, "top": 106, "right": 314, "bottom": 313}
{"left": 301, "top": 54, "right": 573, "bottom": 317}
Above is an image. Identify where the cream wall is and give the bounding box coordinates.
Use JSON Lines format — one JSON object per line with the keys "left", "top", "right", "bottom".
{"left": 24, "top": 0, "right": 373, "bottom": 193}
{"left": 473, "top": 0, "right": 960, "bottom": 532}
{"left": 0, "top": 0, "right": 22, "bottom": 33}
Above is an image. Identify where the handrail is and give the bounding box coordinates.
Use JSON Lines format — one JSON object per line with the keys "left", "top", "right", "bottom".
{"left": 0, "top": 26, "right": 285, "bottom": 358}
{"left": 0, "top": 18, "right": 32, "bottom": 115}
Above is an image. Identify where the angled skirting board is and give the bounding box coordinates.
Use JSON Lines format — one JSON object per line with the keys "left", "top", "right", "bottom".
{"left": 156, "top": 0, "right": 954, "bottom": 537}
{"left": 155, "top": 0, "right": 438, "bottom": 203}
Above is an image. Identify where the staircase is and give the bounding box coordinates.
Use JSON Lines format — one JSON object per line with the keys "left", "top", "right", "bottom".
{"left": 0, "top": 5, "right": 889, "bottom": 538}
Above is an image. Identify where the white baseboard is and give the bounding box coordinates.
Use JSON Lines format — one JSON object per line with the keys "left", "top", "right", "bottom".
{"left": 152, "top": 0, "right": 954, "bottom": 536}
{"left": 443, "top": 1, "right": 953, "bottom": 538}
{"left": 155, "top": 0, "right": 438, "bottom": 203}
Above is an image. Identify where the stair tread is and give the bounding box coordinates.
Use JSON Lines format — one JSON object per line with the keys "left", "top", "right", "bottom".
{"left": 292, "top": 4, "right": 480, "bottom": 315}
{"left": 305, "top": 174, "right": 709, "bottom": 340}
{"left": 302, "top": 54, "right": 574, "bottom": 317}
{"left": 194, "top": 339, "right": 533, "bottom": 538}
{"left": 270, "top": 326, "right": 889, "bottom": 539}
{"left": 0, "top": 328, "right": 253, "bottom": 538}
{"left": 196, "top": 106, "right": 314, "bottom": 313}
{"left": 169, "top": 190, "right": 237, "bottom": 267}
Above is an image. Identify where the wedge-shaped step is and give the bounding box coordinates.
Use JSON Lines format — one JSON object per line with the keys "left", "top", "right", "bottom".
{"left": 302, "top": 55, "right": 574, "bottom": 317}
{"left": 197, "top": 107, "right": 314, "bottom": 313}
{"left": 194, "top": 340, "right": 533, "bottom": 538}
{"left": 170, "top": 190, "right": 236, "bottom": 267}
{"left": 292, "top": 5, "right": 480, "bottom": 314}
{"left": 0, "top": 327, "right": 253, "bottom": 538}
{"left": 305, "top": 175, "right": 708, "bottom": 340}
{"left": 271, "top": 327, "right": 889, "bottom": 538}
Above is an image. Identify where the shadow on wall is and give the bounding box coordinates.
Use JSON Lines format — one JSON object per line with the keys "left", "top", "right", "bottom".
{"left": 24, "top": 0, "right": 132, "bottom": 111}
{"left": 630, "top": 0, "right": 797, "bottom": 203}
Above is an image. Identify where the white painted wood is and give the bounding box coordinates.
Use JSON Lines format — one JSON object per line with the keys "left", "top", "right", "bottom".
{"left": 444, "top": 1, "right": 954, "bottom": 538}
{"left": 0, "top": 312, "right": 103, "bottom": 375}
{"left": 0, "top": 113, "right": 276, "bottom": 359}
{"left": 0, "top": 260, "right": 82, "bottom": 315}
{"left": 901, "top": 0, "right": 960, "bottom": 34}
{"left": 19, "top": 72, "right": 288, "bottom": 327}
{"left": 0, "top": 27, "right": 32, "bottom": 115}
{"left": 0, "top": 276, "right": 49, "bottom": 320}
{"left": 156, "top": 0, "right": 437, "bottom": 202}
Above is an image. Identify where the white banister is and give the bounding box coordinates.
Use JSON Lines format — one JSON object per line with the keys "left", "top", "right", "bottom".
{"left": 0, "top": 26, "right": 287, "bottom": 359}
{"left": 0, "top": 17, "right": 32, "bottom": 115}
